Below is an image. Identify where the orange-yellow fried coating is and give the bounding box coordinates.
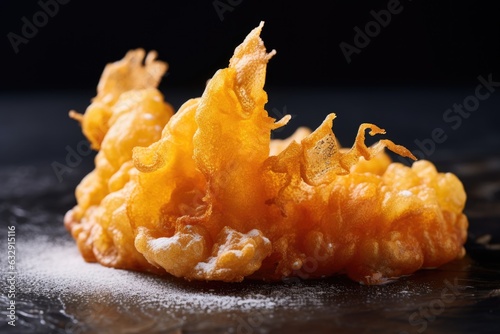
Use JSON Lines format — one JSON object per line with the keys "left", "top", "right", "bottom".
{"left": 64, "top": 49, "right": 173, "bottom": 272}
{"left": 66, "top": 22, "right": 468, "bottom": 284}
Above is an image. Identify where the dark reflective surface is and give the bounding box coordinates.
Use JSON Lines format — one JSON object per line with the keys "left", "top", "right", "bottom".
{"left": 1, "top": 90, "right": 499, "bottom": 334}
{"left": 1, "top": 154, "right": 499, "bottom": 334}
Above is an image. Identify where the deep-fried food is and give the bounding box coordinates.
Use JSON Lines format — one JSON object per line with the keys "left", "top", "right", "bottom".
{"left": 65, "top": 22, "right": 468, "bottom": 284}
{"left": 65, "top": 49, "right": 173, "bottom": 272}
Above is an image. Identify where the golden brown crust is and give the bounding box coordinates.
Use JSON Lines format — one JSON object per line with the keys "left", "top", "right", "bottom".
{"left": 65, "top": 50, "right": 173, "bottom": 273}
{"left": 66, "top": 22, "right": 468, "bottom": 284}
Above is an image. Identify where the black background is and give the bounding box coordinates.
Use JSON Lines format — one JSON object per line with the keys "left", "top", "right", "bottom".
{"left": 1, "top": 0, "right": 499, "bottom": 90}
{"left": 0, "top": 0, "right": 499, "bottom": 165}
{"left": 1, "top": 3, "right": 500, "bottom": 333}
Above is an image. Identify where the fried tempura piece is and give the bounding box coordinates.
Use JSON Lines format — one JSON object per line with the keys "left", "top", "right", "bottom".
{"left": 257, "top": 116, "right": 467, "bottom": 283}
{"left": 64, "top": 49, "right": 173, "bottom": 272}
{"left": 129, "top": 22, "right": 279, "bottom": 282}
{"left": 66, "top": 22, "right": 468, "bottom": 284}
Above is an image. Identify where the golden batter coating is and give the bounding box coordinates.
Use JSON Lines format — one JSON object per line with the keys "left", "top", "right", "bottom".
{"left": 65, "top": 49, "right": 173, "bottom": 272}
{"left": 65, "top": 22, "right": 468, "bottom": 284}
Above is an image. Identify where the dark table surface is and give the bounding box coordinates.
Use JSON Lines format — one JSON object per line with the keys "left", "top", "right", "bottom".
{"left": 0, "top": 88, "right": 499, "bottom": 333}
